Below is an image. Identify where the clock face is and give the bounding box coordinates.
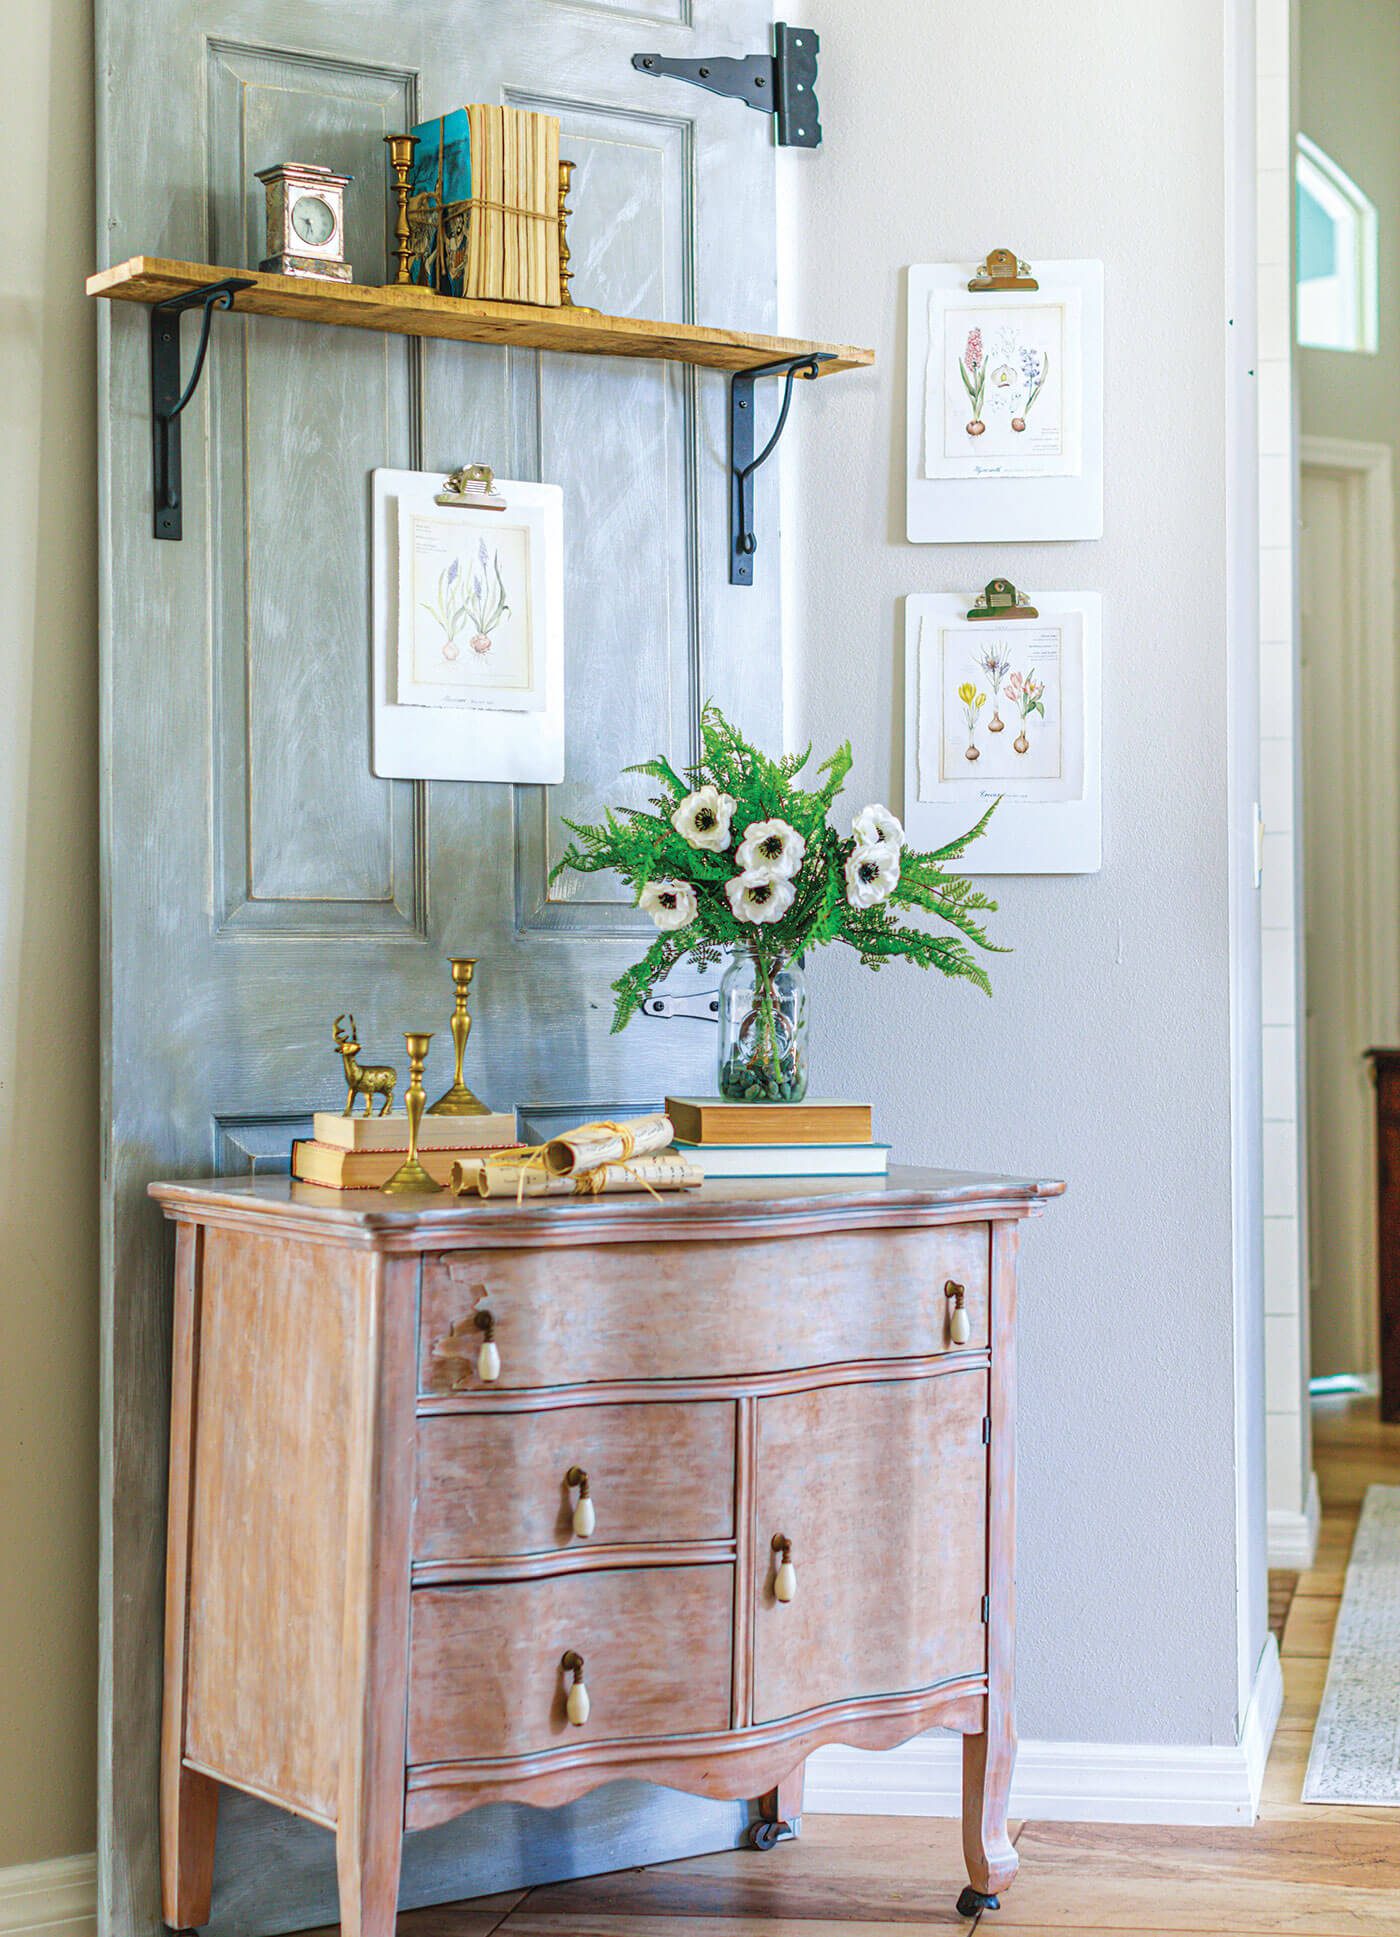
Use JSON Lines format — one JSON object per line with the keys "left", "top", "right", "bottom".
{"left": 291, "top": 194, "right": 336, "bottom": 248}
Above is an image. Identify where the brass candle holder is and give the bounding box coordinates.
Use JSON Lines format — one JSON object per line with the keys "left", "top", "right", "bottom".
{"left": 382, "top": 1032, "right": 443, "bottom": 1193}
{"left": 558, "top": 159, "right": 576, "bottom": 306}
{"left": 428, "top": 957, "right": 491, "bottom": 1115}
{"left": 384, "top": 134, "right": 419, "bottom": 286}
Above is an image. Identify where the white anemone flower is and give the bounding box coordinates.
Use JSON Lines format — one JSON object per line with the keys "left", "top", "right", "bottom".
{"left": 638, "top": 879, "right": 699, "bottom": 932}
{"left": 852, "top": 803, "right": 905, "bottom": 853}
{"left": 671, "top": 785, "right": 736, "bottom": 852}
{"left": 845, "top": 843, "right": 901, "bottom": 910}
{"left": 735, "top": 817, "right": 806, "bottom": 879}
{"left": 725, "top": 869, "right": 796, "bottom": 925}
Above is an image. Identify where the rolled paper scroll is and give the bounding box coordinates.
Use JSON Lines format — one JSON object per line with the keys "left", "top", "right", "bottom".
{"left": 543, "top": 1113, "right": 675, "bottom": 1177}
{"left": 467, "top": 1153, "right": 703, "bottom": 1199}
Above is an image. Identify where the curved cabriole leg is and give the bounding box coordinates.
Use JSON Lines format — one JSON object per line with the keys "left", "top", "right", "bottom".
{"left": 750, "top": 1762, "right": 804, "bottom": 1848}
{"left": 960, "top": 1703, "right": 1017, "bottom": 1913}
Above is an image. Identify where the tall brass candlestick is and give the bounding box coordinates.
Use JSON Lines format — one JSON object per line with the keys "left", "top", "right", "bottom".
{"left": 428, "top": 958, "right": 490, "bottom": 1115}
{"left": 384, "top": 134, "right": 418, "bottom": 285}
{"left": 558, "top": 159, "right": 576, "bottom": 306}
{"left": 382, "top": 1033, "right": 442, "bottom": 1193}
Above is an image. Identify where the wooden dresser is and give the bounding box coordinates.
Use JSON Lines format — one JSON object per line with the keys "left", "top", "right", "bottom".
{"left": 150, "top": 1167, "right": 1060, "bottom": 1934}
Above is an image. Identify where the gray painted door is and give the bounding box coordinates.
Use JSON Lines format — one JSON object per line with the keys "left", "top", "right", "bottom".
{"left": 95, "top": 4, "right": 780, "bottom": 1931}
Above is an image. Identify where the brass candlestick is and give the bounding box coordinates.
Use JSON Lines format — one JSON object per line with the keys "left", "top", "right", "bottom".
{"left": 558, "top": 159, "right": 576, "bottom": 306}
{"left": 382, "top": 1033, "right": 443, "bottom": 1193}
{"left": 384, "top": 134, "right": 418, "bottom": 285}
{"left": 428, "top": 957, "right": 490, "bottom": 1115}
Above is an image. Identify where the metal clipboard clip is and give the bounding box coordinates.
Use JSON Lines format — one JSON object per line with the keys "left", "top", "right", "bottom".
{"left": 434, "top": 463, "right": 507, "bottom": 510}
{"left": 967, "top": 248, "right": 1039, "bottom": 292}
{"left": 967, "top": 578, "right": 1039, "bottom": 622}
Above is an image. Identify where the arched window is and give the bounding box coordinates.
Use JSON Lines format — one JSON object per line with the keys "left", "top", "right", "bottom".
{"left": 1297, "top": 133, "right": 1378, "bottom": 353}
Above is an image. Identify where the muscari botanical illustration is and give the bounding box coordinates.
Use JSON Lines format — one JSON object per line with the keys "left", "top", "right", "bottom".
{"left": 958, "top": 681, "right": 988, "bottom": 761}
{"left": 1013, "top": 345, "right": 1049, "bottom": 432}
{"left": 959, "top": 327, "right": 987, "bottom": 437}
{"left": 421, "top": 538, "right": 511, "bottom": 662}
{"left": 974, "top": 641, "right": 1013, "bottom": 734}
{"left": 1006, "top": 668, "right": 1046, "bottom": 754}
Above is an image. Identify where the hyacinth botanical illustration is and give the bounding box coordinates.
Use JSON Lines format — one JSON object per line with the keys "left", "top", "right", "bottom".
{"left": 974, "top": 641, "right": 1013, "bottom": 734}
{"left": 1006, "top": 668, "right": 1046, "bottom": 754}
{"left": 420, "top": 538, "right": 511, "bottom": 661}
{"left": 1011, "top": 347, "right": 1049, "bottom": 432}
{"left": 958, "top": 681, "right": 987, "bottom": 762}
{"left": 551, "top": 705, "right": 1003, "bottom": 1097}
{"left": 959, "top": 327, "right": 987, "bottom": 436}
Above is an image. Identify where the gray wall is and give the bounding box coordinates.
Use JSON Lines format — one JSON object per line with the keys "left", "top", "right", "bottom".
{"left": 0, "top": 0, "right": 100, "bottom": 1868}
{"left": 779, "top": 0, "right": 1267, "bottom": 1747}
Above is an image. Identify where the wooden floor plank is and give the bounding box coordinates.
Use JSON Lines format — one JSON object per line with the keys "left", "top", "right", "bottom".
{"left": 304, "top": 1891, "right": 527, "bottom": 1936}
{"left": 1278, "top": 1593, "right": 1339, "bottom": 1659}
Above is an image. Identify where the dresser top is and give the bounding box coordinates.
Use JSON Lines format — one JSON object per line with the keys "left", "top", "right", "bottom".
{"left": 149, "top": 1166, "right": 1064, "bottom": 1250}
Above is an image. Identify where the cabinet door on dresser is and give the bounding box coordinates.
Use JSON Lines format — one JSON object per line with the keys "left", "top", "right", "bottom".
{"left": 751, "top": 1373, "right": 989, "bottom": 1724}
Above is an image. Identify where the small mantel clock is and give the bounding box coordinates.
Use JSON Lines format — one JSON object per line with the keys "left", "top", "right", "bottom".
{"left": 255, "top": 162, "right": 353, "bottom": 281}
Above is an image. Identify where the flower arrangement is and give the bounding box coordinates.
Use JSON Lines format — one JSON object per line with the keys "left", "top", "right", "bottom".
{"left": 551, "top": 705, "right": 1002, "bottom": 1098}
{"left": 959, "top": 327, "right": 987, "bottom": 436}
{"left": 1005, "top": 668, "right": 1046, "bottom": 754}
{"left": 421, "top": 539, "right": 510, "bottom": 661}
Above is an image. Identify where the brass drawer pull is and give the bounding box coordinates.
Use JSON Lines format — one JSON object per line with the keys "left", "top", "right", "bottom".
{"left": 771, "top": 1532, "right": 797, "bottom": 1604}
{"left": 566, "top": 1465, "right": 595, "bottom": 1538}
{"left": 474, "top": 1310, "right": 501, "bottom": 1383}
{"left": 945, "top": 1281, "right": 971, "bottom": 1347}
{"left": 562, "top": 1650, "right": 590, "bottom": 1725}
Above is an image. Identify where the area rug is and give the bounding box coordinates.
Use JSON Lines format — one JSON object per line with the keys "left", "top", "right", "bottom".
{"left": 1303, "top": 1484, "right": 1400, "bottom": 1804}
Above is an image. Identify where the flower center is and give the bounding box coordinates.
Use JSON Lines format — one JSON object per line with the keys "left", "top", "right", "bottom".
{"left": 659, "top": 892, "right": 677, "bottom": 908}
{"left": 859, "top": 860, "right": 880, "bottom": 884}
{"left": 750, "top": 883, "right": 773, "bottom": 904}
{"left": 759, "top": 834, "right": 783, "bottom": 859}
{"left": 694, "top": 808, "right": 715, "bottom": 830}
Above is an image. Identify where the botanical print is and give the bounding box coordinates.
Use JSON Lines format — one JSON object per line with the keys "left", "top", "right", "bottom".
{"left": 398, "top": 509, "right": 544, "bottom": 712}
{"left": 923, "top": 287, "right": 1082, "bottom": 482}
{"left": 919, "top": 621, "right": 1076, "bottom": 798}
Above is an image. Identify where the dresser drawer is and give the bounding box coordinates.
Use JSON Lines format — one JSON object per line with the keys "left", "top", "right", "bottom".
{"left": 420, "top": 1224, "right": 989, "bottom": 1393}
{"left": 407, "top": 1566, "right": 734, "bottom": 1762}
{"left": 414, "top": 1400, "right": 736, "bottom": 1565}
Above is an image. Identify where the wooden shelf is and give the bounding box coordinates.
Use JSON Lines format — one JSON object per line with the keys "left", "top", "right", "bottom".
{"left": 87, "top": 256, "right": 875, "bottom": 377}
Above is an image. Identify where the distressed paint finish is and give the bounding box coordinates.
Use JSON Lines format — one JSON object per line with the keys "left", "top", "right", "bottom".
{"left": 97, "top": 0, "right": 783, "bottom": 1929}
{"left": 151, "top": 1170, "right": 1057, "bottom": 1929}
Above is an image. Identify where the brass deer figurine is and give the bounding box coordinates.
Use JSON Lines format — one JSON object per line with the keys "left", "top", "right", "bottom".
{"left": 333, "top": 1014, "right": 398, "bottom": 1116}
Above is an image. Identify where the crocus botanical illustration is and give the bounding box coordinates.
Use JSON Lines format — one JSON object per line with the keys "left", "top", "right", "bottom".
{"left": 1011, "top": 347, "right": 1049, "bottom": 433}
{"left": 958, "top": 680, "right": 987, "bottom": 761}
{"left": 975, "top": 641, "right": 1013, "bottom": 733}
{"left": 1005, "top": 668, "right": 1046, "bottom": 754}
{"left": 959, "top": 328, "right": 987, "bottom": 436}
{"left": 420, "top": 539, "right": 511, "bottom": 661}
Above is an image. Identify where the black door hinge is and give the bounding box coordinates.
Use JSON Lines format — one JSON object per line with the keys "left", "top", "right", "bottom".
{"left": 632, "top": 24, "right": 821, "bottom": 148}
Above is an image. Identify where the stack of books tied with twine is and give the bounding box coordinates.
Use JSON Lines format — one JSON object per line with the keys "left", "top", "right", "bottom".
{"left": 664, "top": 1095, "right": 890, "bottom": 1180}
{"left": 292, "top": 1110, "right": 518, "bottom": 1190}
{"left": 402, "top": 106, "right": 565, "bottom": 304}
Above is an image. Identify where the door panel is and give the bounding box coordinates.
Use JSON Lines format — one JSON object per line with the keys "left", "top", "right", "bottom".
{"left": 751, "top": 1376, "right": 989, "bottom": 1725}
{"left": 96, "top": 1, "right": 780, "bottom": 1929}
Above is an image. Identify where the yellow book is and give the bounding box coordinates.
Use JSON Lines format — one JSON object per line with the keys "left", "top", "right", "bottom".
{"left": 504, "top": 106, "right": 518, "bottom": 301}
{"left": 664, "top": 1096, "right": 875, "bottom": 1147}
{"left": 312, "top": 1109, "right": 518, "bottom": 1153}
{"left": 291, "top": 1138, "right": 521, "bottom": 1191}
{"left": 465, "top": 103, "right": 484, "bottom": 297}
{"left": 545, "top": 115, "right": 560, "bottom": 303}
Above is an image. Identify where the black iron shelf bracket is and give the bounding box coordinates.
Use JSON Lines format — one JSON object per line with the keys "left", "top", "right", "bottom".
{"left": 150, "top": 278, "right": 253, "bottom": 540}
{"left": 730, "top": 352, "right": 832, "bottom": 586}
{"left": 632, "top": 23, "right": 821, "bottom": 148}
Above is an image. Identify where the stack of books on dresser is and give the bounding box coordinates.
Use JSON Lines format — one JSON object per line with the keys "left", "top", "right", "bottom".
{"left": 292, "top": 1111, "right": 518, "bottom": 1190}
{"left": 664, "top": 1095, "right": 889, "bottom": 1179}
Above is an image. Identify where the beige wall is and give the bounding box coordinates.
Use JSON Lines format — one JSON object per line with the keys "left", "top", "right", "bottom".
{"left": 0, "top": 0, "right": 98, "bottom": 1871}
{"left": 780, "top": 0, "right": 1267, "bottom": 1746}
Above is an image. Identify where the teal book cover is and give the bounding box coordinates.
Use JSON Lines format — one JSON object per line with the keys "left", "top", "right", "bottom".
{"left": 401, "top": 109, "right": 472, "bottom": 294}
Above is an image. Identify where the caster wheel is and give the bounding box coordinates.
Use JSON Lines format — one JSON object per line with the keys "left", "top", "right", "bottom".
{"left": 748, "top": 1819, "right": 791, "bottom": 1850}
{"left": 956, "top": 1886, "right": 1000, "bottom": 1916}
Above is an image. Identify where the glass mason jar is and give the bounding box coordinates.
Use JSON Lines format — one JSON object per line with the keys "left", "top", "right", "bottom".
{"left": 717, "top": 946, "right": 809, "bottom": 1102}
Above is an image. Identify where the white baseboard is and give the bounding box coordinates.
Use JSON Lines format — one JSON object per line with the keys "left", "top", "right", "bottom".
{"left": 807, "top": 1636, "right": 1284, "bottom": 1828}
{"left": 1268, "top": 1469, "right": 1321, "bottom": 1569}
{"left": 0, "top": 1854, "right": 96, "bottom": 1937}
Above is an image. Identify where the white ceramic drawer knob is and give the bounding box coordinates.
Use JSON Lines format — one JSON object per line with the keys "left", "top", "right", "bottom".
{"left": 772, "top": 1533, "right": 797, "bottom": 1604}
{"left": 474, "top": 1310, "right": 501, "bottom": 1383}
{"left": 566, "top": 1465, "right": 595, "bottom": 1537}
{"left": 945, "top": 1281, "right": 971, "bottom": 1347}
{"left": 562, "top": 1650, "right": 590, "bottom": 1725}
